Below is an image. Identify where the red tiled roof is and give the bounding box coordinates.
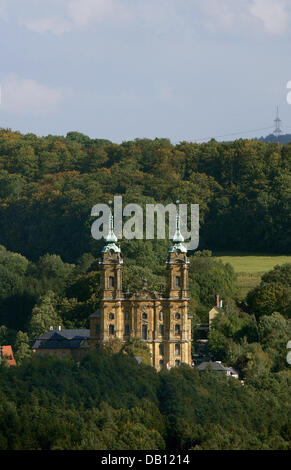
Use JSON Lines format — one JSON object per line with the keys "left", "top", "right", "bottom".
{"left": 1, "top": 345, "right": 16, "bottom": 366}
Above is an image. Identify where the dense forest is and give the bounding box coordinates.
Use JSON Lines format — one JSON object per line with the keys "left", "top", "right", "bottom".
{"left": 0, "top": 349, "right": 290, "bottom": 450}
{"left": 0, "top": 129, "right": 290, "bottom": 450}
{"left": 0, "top": 129, "right": 290, "bottom": 260}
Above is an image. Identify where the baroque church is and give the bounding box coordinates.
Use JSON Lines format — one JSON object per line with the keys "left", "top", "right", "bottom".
{"left": 32, "top": 213, "right": 193, "bottom": 370}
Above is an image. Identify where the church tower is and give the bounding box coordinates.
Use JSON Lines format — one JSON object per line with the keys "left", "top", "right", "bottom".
{"left": 164, "top": 213, "right": 192, "bottom": 367}
{"left": 100, "top": 213, "right": 123, "bottom": 300}
{"left": 167, "top": 213, "right": 189, "bottom": 299}
{"left": 90, "top": 212, "right": 124, "bottom": 344}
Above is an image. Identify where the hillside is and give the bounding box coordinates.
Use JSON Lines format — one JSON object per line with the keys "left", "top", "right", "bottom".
{"left": 0, "top": 129, "right": 290, "bottom": 262}
{"left": 0, "top": 350, "right": 290, "bottom": 450}
{"left": 0, "top": 130, "right": 290, "bottom": 451}
{"left": 259, "top": 133, "right": 291, "bottom": 145}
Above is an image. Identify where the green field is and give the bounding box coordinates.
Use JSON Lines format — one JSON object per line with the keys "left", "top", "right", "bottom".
{"left": 215, "top": 254, "right": 291, "bottom": 300}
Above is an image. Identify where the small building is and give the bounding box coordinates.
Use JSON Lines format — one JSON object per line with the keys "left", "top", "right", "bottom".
{"left": 197, "top": 361, "right": 239, "bottom": 378}
{"left": 0, "top": 345, "right": 16, "bottom": 366}
{"left": 197, "top": 360, "right": 227, "bottom": 375}
{"left": 209, "top": 294, "right": 223, "bottom": 327}
{"left": 31, "top": 328, "right": 90, "bottom": 361}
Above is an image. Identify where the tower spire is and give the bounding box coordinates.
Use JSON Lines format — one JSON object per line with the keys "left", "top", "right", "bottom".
{"left": 102, "top": 210, "right": 120, "bottom": 253}
{"left": 173, "top": 212, "right": 184, "bottom": 243}
{"left": 169, "top": 204, "right": 187, "bottom": 253}
{"left": 105, "top": 211, "right": 117, "bottom": 243}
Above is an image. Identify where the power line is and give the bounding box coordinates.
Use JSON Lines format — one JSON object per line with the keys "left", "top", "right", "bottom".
{"left": 193, "top": 106, "right": 291, "bottom": 142}
{"left": 195, "top": 125, "right": 274, "bottom": 142}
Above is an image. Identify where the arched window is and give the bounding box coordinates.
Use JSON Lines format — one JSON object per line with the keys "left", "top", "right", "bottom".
{"left": 175, "top": 276, "right": 181, "bottom": 288}
{"left": 159, "top": 324, "right": 164, "bottom": 336}
{"left": 175, "top": 359, "right": 181, "bottom": 366}
{"left": 159, "top": 311, "right": 163, "bottom": 321}
{"left": 109, "top": 324, "right": 115, "bottom": 335}
{"left": 175, "top": 343, "right": 180, "bottom": 356}
{"left": 175, "top": 324, "right": 181, "bottom": 335}
{"left": 125, "top": 324, "right": 130, "bottom": 336}
{"left": 109, "top": 312, "right": 115, "bottom": 320}
{"left": 159, "top": 344, "right": 164, "bottom": 355}
{"left": 159, "top": 359, "right": 164, "bottom": 367}
{"left": 108, "top": 276, "right": 115, "bottom": 288}
{"left": 142, "top": 324, "right": 148, "bottom": 340}
{"left": 175, "top": 312, "right": 181, "bottom": 320}
{"left": 142, "top": 312, "right": 148, "bottom": 320}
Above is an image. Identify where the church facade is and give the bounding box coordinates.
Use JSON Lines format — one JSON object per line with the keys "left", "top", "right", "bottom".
{"left": 89, "top": 213, "right": 192, "bottom": 370}
{"left": 32, "top": 213, "right": 193, "bottom": 371}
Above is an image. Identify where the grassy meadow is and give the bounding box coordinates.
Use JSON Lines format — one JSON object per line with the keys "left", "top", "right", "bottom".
{"left": 214, "top": 254, "right": 291, "bottom": 300}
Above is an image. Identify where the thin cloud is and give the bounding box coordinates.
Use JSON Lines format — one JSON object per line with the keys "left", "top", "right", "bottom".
{"left": 201, "top": 0, "right": 290, "bottom": 36}
{"left": 67, "top": 0, "right": 124, "bottom": 29}
{"left": 19, "top": 0, "right": 131, "bottom": 34}
{"left": 8, "top": 0, "right": 291, "bottom": 37}
{"left": 1, "top": 76, "right": 63, "bottom": 116}
{"left": 202, "top": 0, "right": 240, "bottom": 27}
{"left": 249, "top": 0, "right": 290, "bottom": 35}
{"left": 19, "top": 16, "right": 71, "bottom": 35}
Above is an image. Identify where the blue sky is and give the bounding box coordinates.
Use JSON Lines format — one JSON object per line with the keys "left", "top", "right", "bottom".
{"left": 0, "top": 0, "right": 291, "bottom": 143}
